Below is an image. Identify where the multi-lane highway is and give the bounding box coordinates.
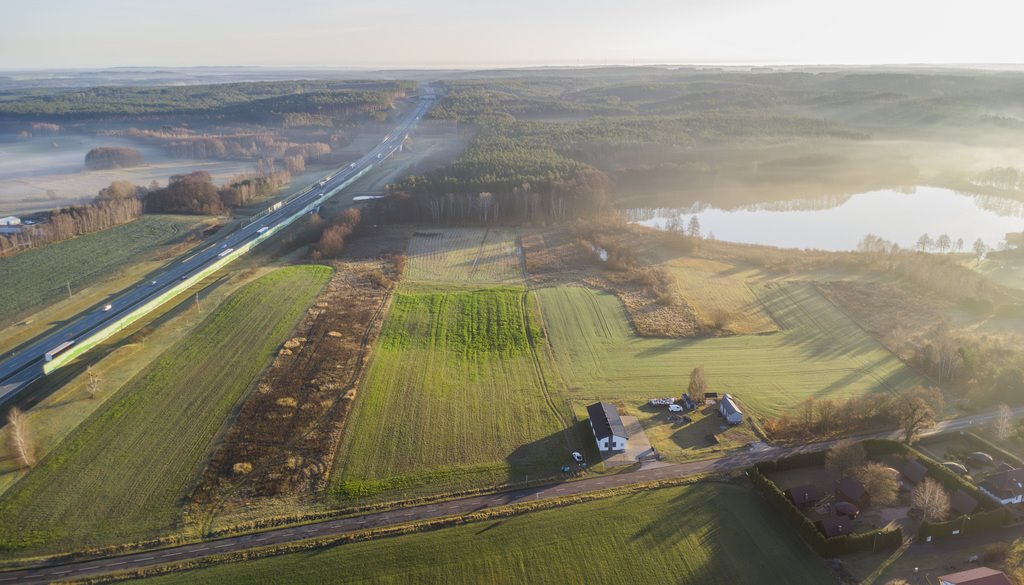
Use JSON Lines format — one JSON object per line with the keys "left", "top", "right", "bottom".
{"left": 0, "top": 92, "right": 435, "bottom": 407}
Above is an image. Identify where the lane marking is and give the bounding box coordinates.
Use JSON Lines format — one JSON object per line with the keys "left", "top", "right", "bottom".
{"left": 214, "top": 543, "right": 232, "bottom": 548}
{"left": 160, "top": 552, "right": 182, "bottom": 558}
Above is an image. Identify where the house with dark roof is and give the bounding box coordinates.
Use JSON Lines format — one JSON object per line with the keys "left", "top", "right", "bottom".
{"left": 979, "top": 468, "right": 1024, "bottom": 505}
{"left": 719, "top": 393, "right": 743, "bottom": 425}
{"left": 835, "top": 501, "right": 860, "bottom": 519}
{"left": 939, "top": 566, "right": 1012, "bottom": 585}
{"left": 836, "top": 477, "right": 867, "bottom": 506}
{"left": 784, "top": 484, "right": 820, "bottom": 510}
{"left": 587, "top": 402, "right": 628, "bottom": 453}
{"left": 815, "top": 517, "right": 853, "bottom": 538}
{"left": 951, "top": 489, "right": 979, "bottom": 516}
{"left": 900, "top": 458, "right": 928, "bottom": 484}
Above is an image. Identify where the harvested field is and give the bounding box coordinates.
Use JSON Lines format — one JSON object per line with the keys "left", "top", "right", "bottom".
{"left": 328, "top": 286, "right": 579, "bottom": 503}
{"left": 662, "top": 257, "right": 778, "bottom": 335}
{"left": 538, "top": 282, "right": 924, "bottom": 422}
{"left": 190, "top": 257, "right": 398, "bottom": 521}
{"left": 0, "top": 266, "right": 330, "bottom": 554}
{"left": 137, "top": 483, "right": 834, "bottom": 585}
{"left": 405, "top": 228, "right": 523, "bottom": 285}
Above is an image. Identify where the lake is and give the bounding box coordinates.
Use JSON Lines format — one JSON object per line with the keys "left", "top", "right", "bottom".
{"left": 628, "top": 187, "right": 1024, "bottom": 252}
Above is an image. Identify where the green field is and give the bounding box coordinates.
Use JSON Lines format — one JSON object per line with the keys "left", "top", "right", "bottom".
{"left": 405, "top": 228, "right": 523, "bottom": 285}
{"left": 139, "top": 483, "right": 834, "bottom": 585}
{"left": 539, "top": 283, "right": 923, "bottom": 420}
{"left": 0, "top": 216, "right": 197, "bottom": 326}
{"left": 329, "top": 286, "right": 579, "bottom": 502}
{"left": 0, "top": 265, "right": 331, "bottom": 554}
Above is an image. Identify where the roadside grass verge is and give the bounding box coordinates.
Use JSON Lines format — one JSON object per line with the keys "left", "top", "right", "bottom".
{"left": 134, "top": 482, "right": 833, "bottom": 585}
{"left": 0, "top": 216, "right": 198, "bottom": 328}
{"left": 0, "top": 265, "right": 331, "bottom": 555}
{"left": 328, "top": 286, "right": 579, "bottom": 503}
{"left": 537, "top": 282, "right": 923, "bottom": 446}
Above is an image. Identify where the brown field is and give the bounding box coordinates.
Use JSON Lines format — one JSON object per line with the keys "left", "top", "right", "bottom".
{"left": 189, "top": 236, "right": 407, "bottom": 530}
{"left": 661, "top": 257, "right": 778, "bottom": 335}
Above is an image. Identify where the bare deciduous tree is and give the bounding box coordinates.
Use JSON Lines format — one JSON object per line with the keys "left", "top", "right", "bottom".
{"left": 7, "top": 407, "right": 36, "bottom": 469}
{"left": 993, "top": 404, "right": 1014, "bottom": 441}
{"left": 936, "top": 234, "right": 952, "bottom": 253}
{"left": 912, "top": 478, "right": 950, "bottom": 522}
{"left": 687, "top": 365, "right": 707, "bottom": 402}
{"left": 855, "top": 461, "right": 900, "bottom": 507}
{"left": 896, "top": 386, "right": 944, "bottom": 444}
{"left": 825, "top": 440, "right": 867, "bottom": 479}
{"left": 85, "top": 366, "right": 101, "bottom": 400}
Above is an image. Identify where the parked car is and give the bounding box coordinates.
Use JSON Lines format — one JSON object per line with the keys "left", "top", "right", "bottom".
{"left": 668, "top": 403, "right": 684, "bottom": 412}
{"left": 571, "top": 451, "right": 584, "bottom": 463}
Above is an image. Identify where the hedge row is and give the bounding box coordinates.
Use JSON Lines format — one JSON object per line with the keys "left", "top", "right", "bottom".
{"left": 754, "top": 450, "right": 826, "bottom": 474}
{"left": 919, "top": 507, "right": 1011, "bottom": 540}
{"left": 862, "top": 439, "right": 1001, "bottom": 511}
{"left": 750, "top": 466, "right": 902, "bottom": 557}
{"left": 964, "top": 432, "right": 1024, "bottom": 469}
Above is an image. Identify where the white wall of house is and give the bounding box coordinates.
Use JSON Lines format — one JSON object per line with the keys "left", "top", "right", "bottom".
{"left": 979, "top": 486, "right": 1022, "bottom": 505}
{"left": 593, "top": 434, "right": 628, "bottom": 452}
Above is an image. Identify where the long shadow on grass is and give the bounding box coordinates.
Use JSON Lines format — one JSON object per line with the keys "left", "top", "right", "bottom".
{"left": 504, "top": 420, "right": 594, "bottom": 486}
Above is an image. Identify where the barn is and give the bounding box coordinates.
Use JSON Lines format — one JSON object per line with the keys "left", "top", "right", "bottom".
{"left": 587, "top": 402, "right": 628, "bottom": 453}
{"left": 719, "top": 394, "right": 743, "bottom": 425}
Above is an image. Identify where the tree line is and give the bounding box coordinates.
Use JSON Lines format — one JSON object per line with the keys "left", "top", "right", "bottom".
{"left": 145, "top": 170, "right": 291, "bottom": 215}
{"left": 0, "top": 195, "right": 142, "bottom": 257}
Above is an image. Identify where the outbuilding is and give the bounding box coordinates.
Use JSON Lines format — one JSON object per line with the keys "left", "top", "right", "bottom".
{"left": 900, "top": 458, "right": 928, "bottom": 485}
{"left": 836, "top": 477, "right": 867, "bottom": 506}
{"left": 939, "top": 567, "right": 1012, "bottom": 585}
{"left": 719, "top": 394, "right": 743, "bottom": 425}
{"left": 815, "top": 517, "right": 853, "bottom": 538}
{"left": 587, "top": 402, "right": 629, "bottom": 453}
{"left": 784, "top": 484, "right": 820, "bottom": 510}
{"left": 951, "top": 489, "right": 979, "bottom": 516}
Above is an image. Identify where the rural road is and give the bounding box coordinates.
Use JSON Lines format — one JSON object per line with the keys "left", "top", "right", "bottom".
{"left": 1, "top": 407, "right": 1018, "bottom": 584}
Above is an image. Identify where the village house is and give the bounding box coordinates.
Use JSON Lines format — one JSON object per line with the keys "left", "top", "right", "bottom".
{"left": 719, "top": 393, "right": 743, "bottom": 425}
{"left": 784, "top": 484, "right": 820, "bottom": 510}
{"left": 979, "top": 468, "right": 1024, "bottom": 505}
{"left": 939, "top": 566, "right": 1012, "bottom": 585}
{"left": 587, "top": 402, "right": 628, "bottom": 453}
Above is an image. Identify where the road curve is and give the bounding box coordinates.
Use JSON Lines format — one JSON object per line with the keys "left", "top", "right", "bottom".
{"left": 0, "top": 407, "right": 1015, "bottom": 584}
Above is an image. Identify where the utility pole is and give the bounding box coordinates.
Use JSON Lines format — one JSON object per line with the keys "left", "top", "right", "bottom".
{"left": 66, "top": 281, "right": 72, "bottom": 300}
{"left": 194, "top": 292, "right": 201, "bottom": 313}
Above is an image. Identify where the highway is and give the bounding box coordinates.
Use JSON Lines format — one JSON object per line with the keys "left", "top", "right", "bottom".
{"left": 0, "top": 92, "right": 435, "bottom": 407}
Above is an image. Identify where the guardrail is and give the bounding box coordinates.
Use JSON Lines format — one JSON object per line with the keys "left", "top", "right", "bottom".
{"left": 43, "top": 163, "right": 376, "bottom": 374}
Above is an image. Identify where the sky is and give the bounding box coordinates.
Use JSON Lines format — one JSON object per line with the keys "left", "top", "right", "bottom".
{"left": 1, "top": 0, "right": 1023, "bottom": 69}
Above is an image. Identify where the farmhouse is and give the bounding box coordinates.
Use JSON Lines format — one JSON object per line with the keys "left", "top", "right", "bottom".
{"left": 784, "top": 484, "right": 820, "bottom": 510}
{"left": 979, "top": 468, "right": 1024, "bottom": 504}
{"left": 939, "top": 566, "right": 1012, "bottom": 585}
{"left": 587, "top": 402, "right": 628, "bottom": 453}
{"left": 719, "top": 394, "right": 743, "bottom": 425}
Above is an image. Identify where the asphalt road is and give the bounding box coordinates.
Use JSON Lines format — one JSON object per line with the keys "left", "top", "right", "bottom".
{"left": 1, "top": 407, "right": 1016, "bottom": 584}
{"left": 0, "top": 94, "right": 435, "bottom": 407}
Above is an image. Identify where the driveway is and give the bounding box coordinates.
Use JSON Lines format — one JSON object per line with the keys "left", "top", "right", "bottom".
{"left": 601, "top": 416, "right": 655, "bottom": 467}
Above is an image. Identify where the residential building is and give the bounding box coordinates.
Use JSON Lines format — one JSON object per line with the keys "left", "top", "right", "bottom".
{"left": 719, "top": 393, "right": 743, "bottom": 425}
{"left": 979, "top": 468, "right": 1024, "bottom": 505}
{"left": 587, "top": 402, "right": 628, "bottom": 453}
{"left": 939, "top": 566, "right": 1012, "bottom": 585}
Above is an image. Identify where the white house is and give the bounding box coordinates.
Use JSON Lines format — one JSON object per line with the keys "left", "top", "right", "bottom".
{"left": 0, "top": 216, "right": 21, "bottom": 226}
{"left": 719, "top": 393, "right": 743, "bottom": 425}
{"left": 979, "top": 469, "right": 1024, "bottom": 505}
{"left": 587, "top": 402, "right": 628, "bottom": 452}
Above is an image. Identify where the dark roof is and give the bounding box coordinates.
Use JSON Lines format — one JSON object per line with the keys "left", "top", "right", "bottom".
{"left": 834, "top": 501, "right": 860, "bottom": 518}
{"left": 951, "top": 489, "right": 979, "bottom": 516}
{"left": 901, "top": 458, "right": 928, "bottom": 484}
{"left": 720, "top": 393, "right": 742, "bottom": 416}
{"left": 836, "top": 477, "right": 866, "bottom": 504}
{"left": 980, "top": 468, "right": 1024, "bottom": 501}
{"left": 784, "top": 484, "right": 820, "bottom": 507}
{"left": 938, "top": 567, "right": 1012, "bottom": 585}
{"left": 815, "top": 517, "right": 853, "bottom": 538}
{"left": 587, "top": 402, "right": 628, "bottom": 440}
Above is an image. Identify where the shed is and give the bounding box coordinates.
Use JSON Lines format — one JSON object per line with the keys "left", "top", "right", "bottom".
{"left": 968, "top": 452, "right": 995, "bottom": 467}
{"left": 900, "top": 458, "right": 928, "bottom": 484}
{"left": 815, "top": 517, "right": 853, "bottom": 538}
{"left": 939, "top": 566, "right": 1012, "bottom": 585}
{"left": 951, "top": 489, "right": 979, "bottom": 516}
{"left": 586, "top": 402, "right": 628, "bottom": 453}
{"left": 943, "top": 461, "right": 969, "bottom": 476}
{"left": 719, "top": 393, "right": 743, "bottom": 425}
{"left": 836, "top": 477, "right": 866, "bottom": 506}
{"left": 784, "top": 484, "right": 820, "bottom": 510}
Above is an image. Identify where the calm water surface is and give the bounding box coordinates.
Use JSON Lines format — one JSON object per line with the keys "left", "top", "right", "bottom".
{"left": 629, "top": 187, "right": 1024, "bottom": 252}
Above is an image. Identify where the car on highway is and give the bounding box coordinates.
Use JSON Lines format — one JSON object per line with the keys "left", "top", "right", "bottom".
{"left": 101, "top": 304, "right": 113, "bottom": 312}
{"left": 150, "top": 280, "right": 157, "bottom": 286}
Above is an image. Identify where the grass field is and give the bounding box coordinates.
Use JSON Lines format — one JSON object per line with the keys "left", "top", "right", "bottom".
{"left": 661, "top": 257, "right": 779, "bottom": 335}
{"left": 139, "top": 483, "right": 834, "bottom": 585}
{"left": 0, "top": 216, "right": 198, "bottom": 328}
{"left": 328, "top": 286, "right": 579, "bottom": 502}
{"left": 0, "top": 265, "right": 331, "bottom": 554}
{"left": 405, "top": 228, "right": 524, "bottom": 285}
{"left": 538, "top": 282, "right": 923, "bottom": 423}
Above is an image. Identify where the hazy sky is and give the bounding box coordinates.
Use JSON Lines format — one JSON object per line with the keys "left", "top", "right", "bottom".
{"left": 2, "top": 0, "right": 1022, "bottom": 69}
